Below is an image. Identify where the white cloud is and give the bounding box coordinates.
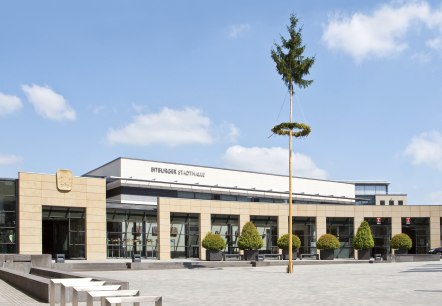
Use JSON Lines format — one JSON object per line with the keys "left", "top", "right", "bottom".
{"left": 107, "top": 107, "right": 213, "bottom": 146}
{"left": 404, "top": 131, "right": 442, "bottom": 171}
{"left": 90, "top": 105, "right": 105, "bottom": 114}
{"left": 411, "top": 51, "right": 432, "bottom": 63}
{"left": 0, "top": 154, "right": 21, "bottom": 165}
{"left": 0, "top": 92, "right": 22, "bottom": 115}
{"left": 218, "top": 122, "right": 239, "bottom": 142}
{"left": 229, "top": 24, "right": 251, "bottom": 38}
{"left": 322, "top": 1, "right": 432, "bottom": 61}
{"left": 426, "top": 37, "right": 442, "bottom": 51}
{"left": 222, "top": 145, "right": 328, "bottom": 179}
{"left": 22, "top": 84, "right": 76, "bottom": 121}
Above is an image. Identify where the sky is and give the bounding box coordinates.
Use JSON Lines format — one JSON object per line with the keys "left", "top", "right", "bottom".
{"left": 1, "top": 0, "right": 442, "bottom": 205}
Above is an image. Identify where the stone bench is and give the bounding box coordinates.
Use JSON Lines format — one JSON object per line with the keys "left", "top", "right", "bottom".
{"left": 50, "top": 278, "right": 93, "bottom": 306}
{"left": 223, "top": 254, "right": 242, "bottom": 261}
{"left": 87, "top": 289, "right": 140, "bottom": 306}
{"left": 72, "top": 284, "right": 121, "bottom": 306}
{"left": 300, "top": 253, "right": 319, "bottom": 260}
{"left": 61, "top": 280, "right": 105, "bottom": 306}
{"left": 263, "top": 254, "right": 283, "bottom": 260}
{"left": 105, "top": 295, "right": 163, "bottom": 306}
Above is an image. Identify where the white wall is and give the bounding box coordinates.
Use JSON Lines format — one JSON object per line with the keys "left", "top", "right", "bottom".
{"left": 117, "top": 158, "right": 355, "bottom": 200}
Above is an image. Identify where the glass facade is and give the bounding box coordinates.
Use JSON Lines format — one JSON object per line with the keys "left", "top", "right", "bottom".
{"left": 42, "top": 206, "right": 85, "bottom": 259}
{"left": 402, "top": 217, "right": 430, "bottom": 254}
{"left": 211, "top": 214, "right": 239, "bottom": 254}
{"left": 355, "top": 183, "right": 388, "bottom": 205}
{"left": 355, "top": 184, "right": 388, "bottom": 195}
{"left": 326, "top": 217, "right": 354, "bottom": 258}
{"left": 293, "top": 217, "right": 316, "bottom": 255}
{"left": 107, "top": 208, "right": 157, "bottom": 259}
{"left": 0, "top": 180, "right": 17, "bottom": 254}
{"left": 250, "top": 216, "right": 278, "bottom": 254}
{"left": 170, "top": 213, "right": 199, "bottom": 259}
{"left": 365, "top": 217, "right": 391, "bottom": 258}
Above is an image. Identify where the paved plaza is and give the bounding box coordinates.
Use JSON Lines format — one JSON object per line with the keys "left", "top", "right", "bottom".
{"left": 1, "top": 261, "right": 442, "bottom": 305}
{"left": 77, "top": 262, "right": 442, "bottom": 306}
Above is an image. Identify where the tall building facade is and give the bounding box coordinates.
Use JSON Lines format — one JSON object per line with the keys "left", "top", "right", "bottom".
{"left": 0, "top": 157, "right": 441, "bottom": 260}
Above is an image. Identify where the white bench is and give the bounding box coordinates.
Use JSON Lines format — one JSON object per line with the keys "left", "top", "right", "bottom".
{"left": 50, "top": 278, "right": 93, "bottom": 306}
{"left": 263, "top": 254, "right": 283, "bottom": 260}
{"left": 105, "top": 295, "right": 163, "bottom": 306}
{"left": 72, "top": 285, "right": 121, "bottom": 306}
{"left": 87, "top": 289, "right": 140, "bottom": 306}
{"left": 300, "top": 253, "right": 319, "bottom": 260}
{"left": 223, "top": 254, "right": 242, "bottom": 261}
{"left": 61, "top": 281, "right": 106, "bottom": 306}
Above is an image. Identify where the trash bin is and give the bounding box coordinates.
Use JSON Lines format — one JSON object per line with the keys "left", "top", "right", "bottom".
{"left": 132, "top": 253, "right": 141, "bottom": 263}
{"left": 55, "top": 254, "right": 65, "bottom": 263}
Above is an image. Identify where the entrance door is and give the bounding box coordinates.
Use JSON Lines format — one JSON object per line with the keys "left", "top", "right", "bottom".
{"left": 42, "top": 206, "right": 85, "bottom": 259}
{"left": 42, "top": 220, "right": 68, "bottom": 257}
{"left": 402, "top": 218, "right": 430, "bottom": 254}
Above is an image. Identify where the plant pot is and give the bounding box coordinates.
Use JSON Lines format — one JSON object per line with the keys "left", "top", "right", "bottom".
{"left": 282, "top": 250, "right": 298, "bottom": 260}
{"left": 205, "top": 250, "right": 223, "bottom": 261}
{"left": 320, "top": 249, "right": 335, "bottom": 260}
{"left": 394, "top": 249, "right": 408, "bottom": 255}
{"left": 357, "top": 249, "right": 372, "bottom": 260}
{"left": 243, "top": 250, "right": 259, "bottom": 261}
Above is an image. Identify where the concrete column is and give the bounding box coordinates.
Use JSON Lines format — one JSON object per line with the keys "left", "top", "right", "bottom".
{"left": 430, "top": 217, "right": 441, "bottom": 249}
{"left": 353, "top": 216, "right": 364, "bottom": 259}
{"left": 316, "top": 216, "right": 326, "bottom": 254}
{"left": 239, "top": 214, "right": 250, "bottom": 232}
{"left": 157, "top": 198, "right": 171, "bottom": 260}
{"left": 277, "top": 215, "right": 289, "bottom": 237}
{"left": 316, "top": 216, "right": 326, "bottom": 237}
{"left": 391, "top": 217, "right": 402, "bottom": 236}
{"left": 238, "top": 214, "right": 250, "bottom": 255}
{"left": 277, "top": 215, "right": 289, "bottom": 255}
{"left": 199, "top": 212, "right": 211, "bottom": 260}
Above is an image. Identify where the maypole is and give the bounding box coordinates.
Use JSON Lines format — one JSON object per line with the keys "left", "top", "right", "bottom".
{"left": 271, "top": 14, "right": 315, "bottom": 273}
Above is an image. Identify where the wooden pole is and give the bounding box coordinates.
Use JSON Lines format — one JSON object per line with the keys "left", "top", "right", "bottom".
{"left": 288, "top": 82, "right": 293, "bottom": 274}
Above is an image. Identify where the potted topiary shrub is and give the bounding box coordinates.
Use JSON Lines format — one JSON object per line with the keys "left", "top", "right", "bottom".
{"left": 353, "top": 221, "right": 375, "bottom": 260}
{"left": 391, "top": 233, "right": 412, "bottom": 255}
{"left": 277, "top": 234, "right": 301, "bottom": 260}
{"left": 316, "top": 234, "right": 340, "bottom": 260}
{"left": 202, "top": 232, "right": 226, "bottom": 261}
{"left": 237, "top": 221, "right": 263, "bottom": 260}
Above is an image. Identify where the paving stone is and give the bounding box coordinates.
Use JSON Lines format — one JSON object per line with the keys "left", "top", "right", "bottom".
{"left": 1, "top": 261, "right": 442, "bottom": 305}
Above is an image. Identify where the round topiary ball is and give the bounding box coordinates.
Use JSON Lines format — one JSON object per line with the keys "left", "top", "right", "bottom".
{"left": 277, "top": 234, "right": 301, "bottom": 251}
{"left": 202, "top": 232, "right": 226, "bottom": 252}
{"left": 316, "top": 234, "right": 340, "bottom": 250}
{"left": 391, "top": 233, "right": 412, "bottom": 250}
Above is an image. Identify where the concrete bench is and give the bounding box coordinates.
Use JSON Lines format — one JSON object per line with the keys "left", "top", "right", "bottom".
{"left": 72, "top": 285, "right": 121, "bottom": 306}
{"left": 263, "top": 254, "right": 283, "bottom": 260}
{"left": 300, "top": 253, "right": 319, "bottom": 260}
{"left": 61, "top": 281, "right": 105, "bottom": 306}
{"left": 87, "top": 289, "right": 140, "bottom": 306}
{"left": 50, "top": 278, "right": 93, "bottom": 306}
{"left": 223, "top": 254, "right": 242, "bottom": 261}
{"left": 105, "top": 295, "right": 163, "bottom": 306}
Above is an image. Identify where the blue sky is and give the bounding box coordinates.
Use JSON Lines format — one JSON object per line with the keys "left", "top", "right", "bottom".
{"left": 1, "top": 0, "right": 442, "bottom": 204}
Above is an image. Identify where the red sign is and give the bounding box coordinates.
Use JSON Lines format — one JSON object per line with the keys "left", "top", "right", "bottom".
{"left": 406, "top": 217, "right": 411, "bottom": 225}
{"left": 376, "top": 217, "right": 381, "bottom": 225}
